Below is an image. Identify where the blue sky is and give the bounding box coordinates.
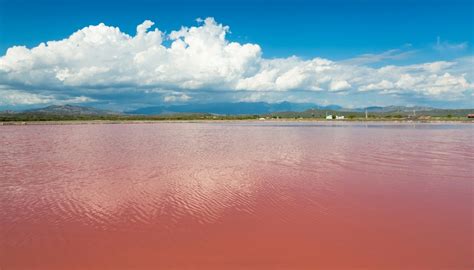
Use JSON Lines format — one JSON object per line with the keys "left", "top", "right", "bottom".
{"left": 0, "top": 0, "right": 473, "bottom": 109}
{"left": 1, "top": 0, "right": 473, "bottom": 59}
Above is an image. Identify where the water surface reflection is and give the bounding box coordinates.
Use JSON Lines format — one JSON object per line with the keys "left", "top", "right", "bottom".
{"left": 1, "top": 123, "right": 472, "bottom": 269}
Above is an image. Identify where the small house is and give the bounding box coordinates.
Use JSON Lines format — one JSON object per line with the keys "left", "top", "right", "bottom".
{"left": 468, "top": 114, "right": 474, "bottom": 118}
{"left": 336, "top": 115, "right": 345, "bottom": 120}
{"left": 326, "top": 115, "right": 333, "bottom": 120}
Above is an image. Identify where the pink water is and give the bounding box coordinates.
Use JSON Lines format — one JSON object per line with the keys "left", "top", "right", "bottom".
{"left": 1, "top": 122, "right": 473, "bottom": 269}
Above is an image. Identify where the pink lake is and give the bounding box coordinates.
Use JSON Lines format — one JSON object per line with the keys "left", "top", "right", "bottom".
{"left": 0, "top": 122, "right": 473, "bottom": 269}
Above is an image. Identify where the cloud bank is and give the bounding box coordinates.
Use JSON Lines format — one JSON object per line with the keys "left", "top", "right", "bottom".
{"left": 0, "top": 18, "right": 472, "bottom": 108}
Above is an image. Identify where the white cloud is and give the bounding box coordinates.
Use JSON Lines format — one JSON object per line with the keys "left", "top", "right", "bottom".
{"left": 342, "top": 48, "right": 415, "bottom": 65}
{"left": 0, "top": 88, "right": 94, "bottom": 105}
{"left": 434, "top": 36, "right": 468, "bottom": 52}
{"left": 329, "top": 80, "right": 351, "bottom": 92}
{"left": 0, "top": 89, "right": 54, "bottom": 105}
{"left": 163, "top": 93, "right": 191, "bottom": 102}
{"left": 0, "top": 18, "right": 473, "bottom": 107}
{"left": 359, "top": 80, "right": 394, "bottom": 92}
{"left": 238, "top": 92, "right": 267, "bottom": 102}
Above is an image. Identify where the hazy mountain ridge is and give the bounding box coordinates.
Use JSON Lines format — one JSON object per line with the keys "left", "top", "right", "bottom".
{"left": 23, "top": 105, "right": 120, "bottom": 115}
{"left": 1, "top": 103, "right": 471, "bottom": 118}
{"left": 126, "top": 102, "right": 440, "bottom": 115}
{"left": 127, "top": 102, "right": 323, "bottom": 115}
{"left": 127, "top": 102, "right": 347, "bottom": 115}
{"left": 347, "top": 105, "right": 436, "bottom": 113}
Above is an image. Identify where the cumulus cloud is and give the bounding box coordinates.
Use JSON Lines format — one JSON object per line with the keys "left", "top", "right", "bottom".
{"left": 329, "top": 80, "right": 351, "bottom": 92}
{"left": 0, "top": 89, "right": 54, "bottom": 105}
{"left": 0, "top": 88, "right": 94, "bottom": 106}
{"left": 0, "top": 18, "right": 473, "bottom": 108}
{"left": 359, "top": 80, "right": 394, "bottom": 92}
{"left": 163, "top": 93, "right": 191, "bottom": 103}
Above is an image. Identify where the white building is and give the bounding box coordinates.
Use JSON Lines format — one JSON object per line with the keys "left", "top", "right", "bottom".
{"left": 326, "top": 115, "right": 345, "bottom": 120}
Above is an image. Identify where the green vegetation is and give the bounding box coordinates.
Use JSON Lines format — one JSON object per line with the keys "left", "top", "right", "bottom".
{"left": 0, "top": 108, "right": 472, "bottom": 123}
{"left": 264, "top": 108, "right": 472, "bottom": 122}
{"left": 0, "top": 112, "right": 258, "bottom": 122}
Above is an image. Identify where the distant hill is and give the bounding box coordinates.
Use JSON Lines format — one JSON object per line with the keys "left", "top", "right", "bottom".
{"left": 264, "top": 108, "right": 473, "bottom": 118}
{"left": 126, "top": 102, "right": 443, "bottom": 115}
{"left": 0, "top": 103, "right": 471, "bottom": 122}
{"left": 1, "top": 103, "right": 471, "bottom": 119}
{"left": 7, "top": 103, "right": 442, "bottom": 116}
{"left": 127, "top": 102, "right": 342, "bottom": 115}
{"left": 25, "top": 104, "right": 119, "bottom": 115}
{"left": 347, "top": 105, "right": 436, "bottom": 113}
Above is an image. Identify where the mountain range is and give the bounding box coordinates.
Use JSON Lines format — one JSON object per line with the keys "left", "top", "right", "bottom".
{"left": 126, "top": 102, "right": 343, "bottom": 115}
{"left": 22, "top": 104, "right": 120, "bottom": 115}
{"left": 1, "top": 102, "right": 463, "bottom": 116}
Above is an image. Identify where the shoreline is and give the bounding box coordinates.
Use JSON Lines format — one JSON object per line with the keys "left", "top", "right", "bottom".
{"left": 1, "top": 119, "right": 472, "bottom": 126}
